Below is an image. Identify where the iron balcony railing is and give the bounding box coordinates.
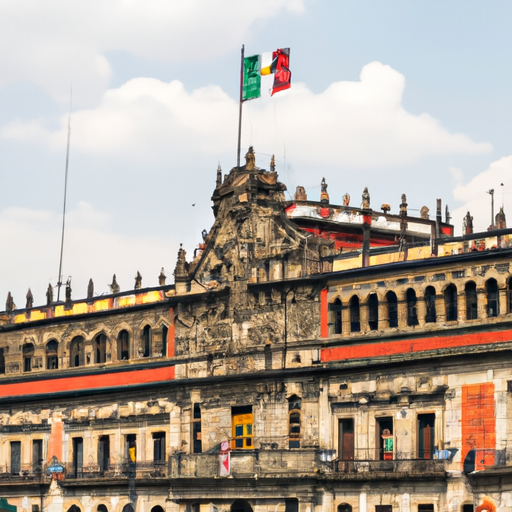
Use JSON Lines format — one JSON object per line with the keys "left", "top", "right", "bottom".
{"left": 170, "top": 448, "right": 448, "bottom": 479}
{"left": 63, "top": 460, "right": 168, "bottom": 479}
{"left": 0, "top": 464, "right": 47, "bottom": 482}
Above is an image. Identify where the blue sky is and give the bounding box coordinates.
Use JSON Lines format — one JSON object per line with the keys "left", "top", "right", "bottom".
{"left": 1, "top": 0, "right": 511, "bottom": 305}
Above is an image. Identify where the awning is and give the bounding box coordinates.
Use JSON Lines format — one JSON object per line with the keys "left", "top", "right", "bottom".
{"left": 0, "top": 498, "right": 16, "bottom": 512}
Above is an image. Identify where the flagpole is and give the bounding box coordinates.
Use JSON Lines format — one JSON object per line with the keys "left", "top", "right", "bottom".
{"left": 237, "top": 44, "right": 244, "bottom": 169}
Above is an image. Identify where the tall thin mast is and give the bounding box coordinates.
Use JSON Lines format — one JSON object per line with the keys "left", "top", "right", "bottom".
{"left": 57, "top": 90, "right": 72, "bottom": 301}
{"left": 237, "top": 44, "right": 245, "bottom": 169}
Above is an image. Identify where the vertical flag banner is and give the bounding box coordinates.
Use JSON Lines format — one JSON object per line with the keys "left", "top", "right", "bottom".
{"left": 270, "top": 48, "right": 291, "bottom": 96}
{"left": 242, "top": 54, "right": 261, "bottom": 101}
{"left": 219, "top": 440, "right": 231, "bottom": 476}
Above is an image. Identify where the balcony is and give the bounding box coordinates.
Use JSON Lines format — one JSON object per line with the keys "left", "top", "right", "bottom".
{"left": 334, "top": 458, "right": 446, "bottom": 479}
{"left": 170, "top": 449, "right": 319, "bottom": 478}
{"left": 0, "top": 464, "right": 48, "bottom": 484}
{"left": 63, "top": 460, "right": 168, "bottom": 480}
{"left": 169, "top": 448, "right": 447, "bottom": 481}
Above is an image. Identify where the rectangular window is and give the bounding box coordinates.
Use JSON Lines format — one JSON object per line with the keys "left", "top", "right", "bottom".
{"left": 32, "top": 439, "right": 43, "bottom": 472}
{"left": 418, "top": 506, "right": 434, "bottom": 512}
{"left": 232, "top": 406, "right": 253, "bottom": 450}
{"left": 125, "top": 434, "right": 137, "bottom": 463}
{"left": 339, "top": 418, "right": 355, "bottom": 461}
{"left": 11, "top": 441, "right": 21, "bottom": 474}
{"left": 153, "top": 432, "right": 166, "bottom": 462}
{"left": 98, "top": 435, "right": 110, "bottom": 473}
{"left": 376, "top": 507, "right": 392, "bottom": 512}
{"left": 192, "top": 404, "right": 202, "bottom": 453}
{"left": 72, "top": 437, "right": 83, "bottom": 477}
{"left": 418, "top": 414, "right": 435, "bottom": 459}
{"left": 376, "top": 417, "right": 393, "bottom": 460}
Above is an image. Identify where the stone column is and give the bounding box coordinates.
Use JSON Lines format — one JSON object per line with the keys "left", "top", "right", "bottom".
{"left": 342, "top": 303, "right": 350, "bottom": 336}
{"left": 499, "top": 287, "right": 508, "bottom": 316}
{"left": 378, "top": 301, "right": 388, "bottom": 330}
{"left": 401, "top": 493, "right": 410, "bottom": 512}
{"left": 477, "top": 287, "right": 486, "bottom": 319}
{"left": 417, "top": 297, "right": 426, "bottom": 327}
{"left": 434, "top": 295, "right": 444, "bottom": 323}
{"left": 359, "top": 491, "right": 368, "bottom": 512}
{"left": 360, "top": 303, "right": 369, "bottom": 333}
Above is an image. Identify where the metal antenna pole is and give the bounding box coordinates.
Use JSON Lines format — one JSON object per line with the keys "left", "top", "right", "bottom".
{"left": 237, "top": 45, "right": 244, "bottom": 169}
{"left": 487, "top": 189, "right": 495, "bottom": 228}
{"left": 57, "top": 89, "right": 72, "bottom": 301}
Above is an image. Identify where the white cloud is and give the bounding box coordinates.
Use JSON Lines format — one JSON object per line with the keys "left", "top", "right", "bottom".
{"left": 2, "top": 62, "right": 492, "bottom": 172}
{"left": 0, "top": 0, "right": 305, "bottom": 105}
{"left": 451, "top": 155, "right": 512, "bottom": 234}
{"left": 0, "top": 203, "right": 175, "bottom": 308}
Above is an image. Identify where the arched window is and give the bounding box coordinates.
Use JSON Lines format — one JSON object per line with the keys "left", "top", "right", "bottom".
{"left": 46, "top": 339, "right": 58, "bottom": 369}
{"left": 424, "top": 286, "right": 436, "bottom": 323}
{"left": 406, "top": 289, "right": 418, "bottom": 326}
{"left": 122, "top": 506, "right": 134, "bottom": 512}
{"left": 368, "top": 294, "right": 379, "bottom": 331}
{"left": 70, "top": 336, "right": 84, "bottom": 367}
{"left": 162, "top": 325, "right": 168, "bottom": 357}
{"left": 95, "top": 333, "right": 107, "bottom": 364}
{"left": 486, "top": 278, "right": 499, "bottom": 317}
{"left": 328, "top": 298, "right": 342, "bottom": 335}
{"left": 97, "top": 506, "right": 108, "bottom": 512}
{"left": 465, "top": 281, "right": 478, "bottom": 320}
{"left": 444, "top": 284, "right": 458, "bottom": 321}
{"left": 143, "top": 325, "right": 151, "bottom": 357}
{"left": 386, "top": 291, "right": 398, "bottom": 328}
{"left": 23, "top": 343, "right": 34, "bottom": 372}
{"left": 349, "top": 296, "right": 360, "bottom": 332}
{"left": 151, "top": 507, "right": 165, "bottom": 512}
{"left": 117, "top": 330, "right": 130, "bottom": 360}
{"left": 288, "top": 395, "right": 301, "bottom": 448}
{"left": 338, "top": 505, "right": 353, "bottom": 512}
{"left": 67, "top": 506, "right": 81, "bottom": 512}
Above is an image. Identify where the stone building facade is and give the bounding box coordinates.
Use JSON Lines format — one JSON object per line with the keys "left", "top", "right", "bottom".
{"left": 0, "top": 148, "right": 511, "bottom": 512}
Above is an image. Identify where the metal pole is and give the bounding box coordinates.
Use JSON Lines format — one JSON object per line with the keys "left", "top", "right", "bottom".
{"left": 487, "top": 189, "right": 495, "bottom": 227}
{"left": 237, "top": 45, "right": 244, "bottom": 169}
{"left": 57, "top": 89, "right": 72, "bottom": 301}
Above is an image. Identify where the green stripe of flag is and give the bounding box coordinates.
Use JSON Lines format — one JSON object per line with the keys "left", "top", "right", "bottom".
{"left": 242, "top": 54, "right": 261, "bottom": 101}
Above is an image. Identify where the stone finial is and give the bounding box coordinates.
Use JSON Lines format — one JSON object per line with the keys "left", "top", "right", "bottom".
{"left": 420, "top": 206, "right": 429, "bottom": 219}
{"left": 320, "top": 177, "right": 329, "bottom": 203}
{"left": 496, "top": 206, "right": 506, "bottom": 229}
{"left": 381, "top": 203, "right": 391, "bottom": 214}
{"left": 5, "top": 292, "right": 14, "bottom": 312}
{"left": 110, "top": 274, "right": 120, "bottom": 294}
{"left": 343, "top": 193, "right": 350, "bottom": 206}
{"left": 270, "top": 154, "right": 275, "bottom": 172}
{"left": 158, "top": 268, "right": 167, "bottom": 286}
{"left": 46, "top": 283, "right": 54, "bottom": 305}
{"left": 26, "top": 288, "right": 33, "bottom": 309}
{"left": 361, "top": 187, "right": 370, "bottom": 209}
{"left": 65, "top": 278, "right": 72, "bottom": 304}
{"left": 445, "top": 205, "right": 451, "bottom": 224}
{"left": 216, "top": 164, "right": 222, "bottom": 188}
{"left": 174, "top": 244, "right": 189, "bottom": 279}
{"left": 87, "top": 279, "right": 94, "bottom": 299}
{"left": 245, "top": 146, "right": 256, "bottom": 171}
{"left": 134, "top": 271, "right": 142, "bottom": 290}
{"left": 400, "top": 194, "right": 408, "bottom": 217}
{"left": 463, "top": 211, "right": 474, "bottom": 235}
{"left": 294, "top": 186, "right": 307, "bottom": 201}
